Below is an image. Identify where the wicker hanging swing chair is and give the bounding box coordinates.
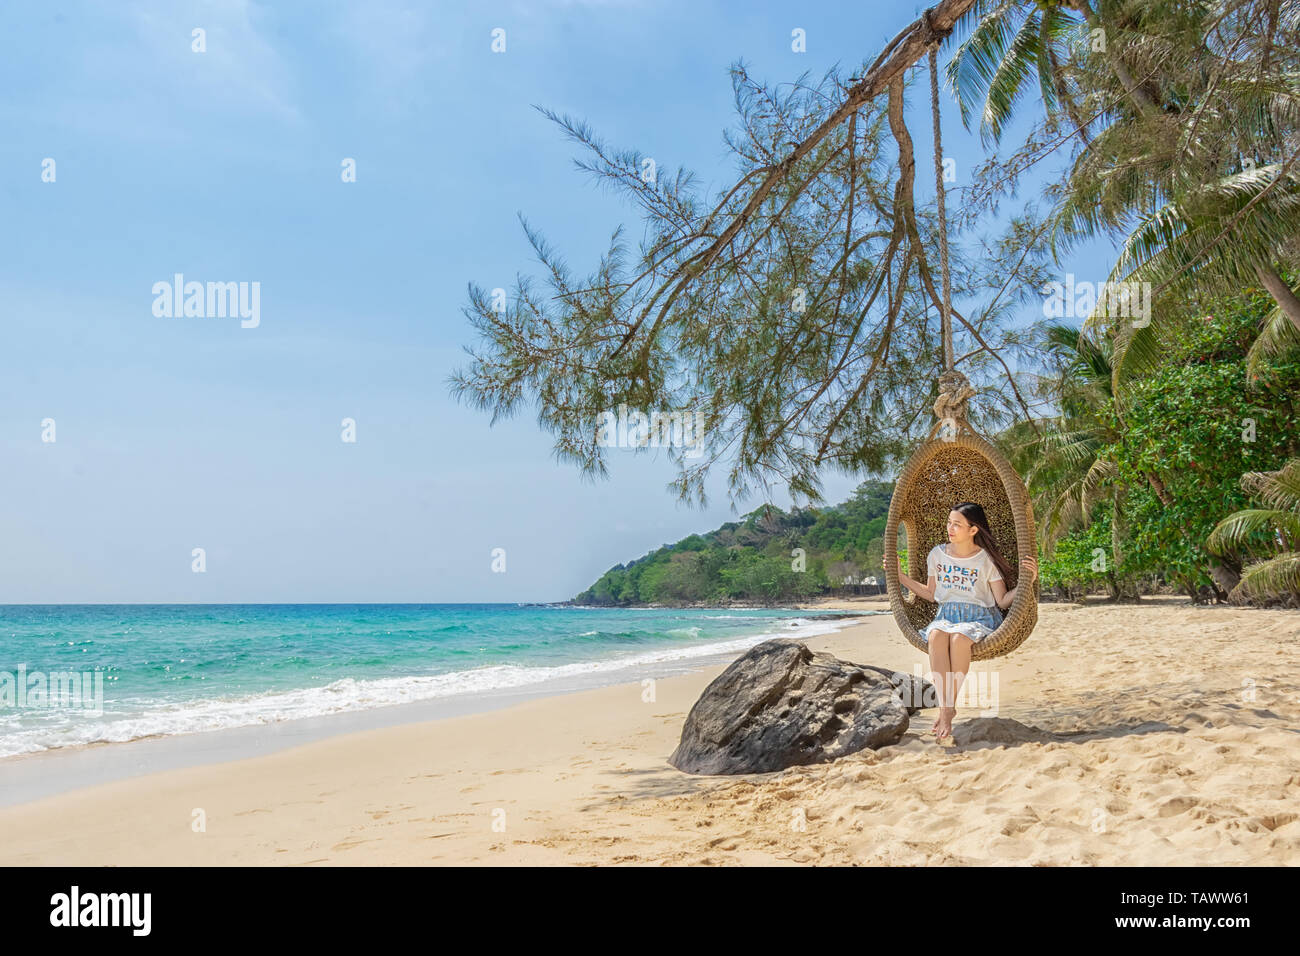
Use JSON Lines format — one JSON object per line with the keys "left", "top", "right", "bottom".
{"left": 882, "top": 41, "right": 1039, "bottom": 662}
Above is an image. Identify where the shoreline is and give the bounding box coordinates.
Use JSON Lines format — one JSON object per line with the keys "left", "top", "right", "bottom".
{"left": 0, "top": 607, "right": 887, "bottom": 807}
{"left": 1, "top": 596, "right": 1297, "bottom": 865}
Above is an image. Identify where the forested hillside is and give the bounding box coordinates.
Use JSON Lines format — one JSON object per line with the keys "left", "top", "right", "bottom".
{"left": 574, "top": 481, "right": 893, "bottom": 605}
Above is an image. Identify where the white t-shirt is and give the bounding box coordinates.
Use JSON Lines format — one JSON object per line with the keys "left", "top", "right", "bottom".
{"left": 927, "top": 543, "right": 1003, "bottom": 607}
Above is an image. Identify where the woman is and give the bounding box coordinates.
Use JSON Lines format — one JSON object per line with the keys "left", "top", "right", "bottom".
{"left": 887, "top": 501, "right": 1038, "bottom": 740}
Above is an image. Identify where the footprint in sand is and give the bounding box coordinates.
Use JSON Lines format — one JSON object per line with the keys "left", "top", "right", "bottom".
{"left": 1255, "top": 812, "right": 1299, "bottom": 831}
{"left": 1157, "top": 795, "right": 1198, "bottom": 817}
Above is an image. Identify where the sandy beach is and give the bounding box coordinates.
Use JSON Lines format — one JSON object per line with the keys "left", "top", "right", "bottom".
{"left": 1, "top": 595, "right": 1297, "bottom": 866}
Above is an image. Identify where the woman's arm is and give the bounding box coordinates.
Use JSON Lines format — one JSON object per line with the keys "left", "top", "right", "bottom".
{"left": 993, "top": 558, "right": 1039, "bottom": 609}
{"left": 885, "top": 552, "right": 936, "bottom": 602}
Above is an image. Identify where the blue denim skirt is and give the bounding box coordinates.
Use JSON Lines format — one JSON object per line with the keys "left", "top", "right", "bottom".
{"left": 922, "top": 600, "right": 1004, "bottom": 644}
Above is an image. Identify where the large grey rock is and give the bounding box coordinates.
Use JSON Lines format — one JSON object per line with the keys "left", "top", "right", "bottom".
{"left": 668, "top": 639, "right": 931, "bottom": 775}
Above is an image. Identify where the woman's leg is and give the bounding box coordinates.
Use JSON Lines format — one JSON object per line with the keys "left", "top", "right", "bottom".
{"left": 935, "top": 633, "right": 975, "bottom": 737}
{"left": 926, "top": 629, "right": 952, "bottom": 733}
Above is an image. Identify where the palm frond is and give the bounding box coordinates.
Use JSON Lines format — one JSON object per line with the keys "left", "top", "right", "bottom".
{"left": 1231, "top": 550, "right": 1300, "bottom": 601}
{"left": 945, "top": 0, "right": 1022, "bottom": 133}
{"left": 1245, "top": 299, "right": 1300, "bottom": 376}
{"left": 1240, "top": 459, "right": 1300, "bottom": 514}
{"left": 977, "top": 11, "right": 1045, "bottom": 146}
{"left": 1206, "top": 508, "right": 1300, "bottom": 555}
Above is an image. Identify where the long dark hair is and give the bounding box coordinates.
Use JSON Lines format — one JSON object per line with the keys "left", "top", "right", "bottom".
{"left": 951, "top": 502, "right": 1015, "bottom": 584}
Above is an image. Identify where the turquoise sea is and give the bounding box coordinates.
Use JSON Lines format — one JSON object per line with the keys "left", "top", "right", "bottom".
{"left": 0, "top": 604, "right": 871, "bottom": 759}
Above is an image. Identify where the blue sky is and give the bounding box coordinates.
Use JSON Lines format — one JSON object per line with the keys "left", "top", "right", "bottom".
{"left": 0, "top": 0, "right": 1108, "bottom": 603}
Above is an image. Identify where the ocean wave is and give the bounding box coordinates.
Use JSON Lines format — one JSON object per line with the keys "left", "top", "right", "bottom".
{"left": 0, "top": 614, "right": 869, "bottom": 759}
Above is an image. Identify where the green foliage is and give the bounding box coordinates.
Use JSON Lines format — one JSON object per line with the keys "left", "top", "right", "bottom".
{"left": 1021, "top": 283, "right": 1300, "bottom": 602}
{"left": 574, "top": 481, "right": 892, "bottom": 605}
{"left": 1207, "top": 457, "right": 1300, "bottom": 602}
{"left": 1093, "top": 290, "right": 1300, "bottom": 594}
{"left": 1038, "top": 501, "right": 1123, "bottom": 597}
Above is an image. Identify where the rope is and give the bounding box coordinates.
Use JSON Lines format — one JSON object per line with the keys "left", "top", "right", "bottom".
{"left": 928, "top": 42, "right": 954, "bottom": 375}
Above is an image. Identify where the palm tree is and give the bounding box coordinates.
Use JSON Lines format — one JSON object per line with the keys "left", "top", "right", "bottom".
{"left": 1009, "top": 322, "right": 1127, "bottom": 595}
{"left": 945, "top": 0, "right": 1179, "bottom": 148}
{"left": 1046, "top": 0, "right": 1300, "bottom": 373}
{"left": 1013, "top": 316, "right": 1257, "bottom": 600}
{"left": 1206, "top": 459, "right": 1300, "bottom": 605}
{"left": 947, "top": 1, "right": 1300, "bottom": 379}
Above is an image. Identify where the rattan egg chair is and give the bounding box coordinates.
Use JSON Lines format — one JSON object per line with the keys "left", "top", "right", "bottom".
{"left": 883, "top": 372, "right": 1040, "bottom": 661}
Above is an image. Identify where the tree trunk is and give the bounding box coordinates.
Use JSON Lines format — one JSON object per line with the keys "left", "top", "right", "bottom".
{"left": 1073, "top": 1, "right": 1161, "bottom": 116}
{"left": 1048, "top": 44, "right": 1091, "bottom": 147}
{"left": 1254, "top": 262, "right": 1300, "bottom": 335}
{"left": 1207, "top": 569, "right": 1232, "bottom": 603}
{"left": 1110, "top": 485, "right": 1127, "bottom": 570}
{"left": 1104, "top": 50, "right": 1160, "bottom": 114}
{"left": 1145, "top": 470, "right": 1173, "bottom": 505}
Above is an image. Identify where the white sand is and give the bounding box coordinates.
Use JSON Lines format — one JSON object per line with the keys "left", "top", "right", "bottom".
{"left": 1, "top": 596, "right": 1297, "bottom": 865}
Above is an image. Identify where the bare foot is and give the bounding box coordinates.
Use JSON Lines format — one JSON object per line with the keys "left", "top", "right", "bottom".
{"left": 934, "top": 707, "right": 955, "bottom": 739}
